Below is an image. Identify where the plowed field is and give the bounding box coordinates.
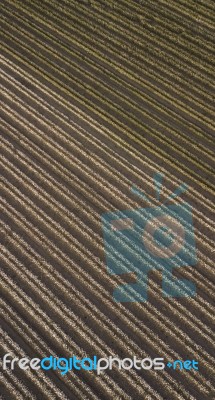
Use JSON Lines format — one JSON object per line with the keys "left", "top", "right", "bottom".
{"left": 0, "top": 0, "right": 214, "bottom": 399}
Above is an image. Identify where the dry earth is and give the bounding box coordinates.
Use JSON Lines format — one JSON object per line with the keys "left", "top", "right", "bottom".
{"left": 0, "top": 0, "right": 214, "bottom": 399}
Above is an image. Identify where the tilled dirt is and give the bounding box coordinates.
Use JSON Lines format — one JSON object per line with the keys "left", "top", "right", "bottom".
{"left": 0, "top": 0, "right": 214, "bottom": 399}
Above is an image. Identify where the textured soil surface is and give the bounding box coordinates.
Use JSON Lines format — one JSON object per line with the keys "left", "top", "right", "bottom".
{"left": 0, "top": 0, "right": 214, "bottom": 399}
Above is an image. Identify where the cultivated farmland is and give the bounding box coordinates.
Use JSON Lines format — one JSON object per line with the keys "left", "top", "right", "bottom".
{"left": 0, "top": 0, "right": 214, "bottom": 399}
